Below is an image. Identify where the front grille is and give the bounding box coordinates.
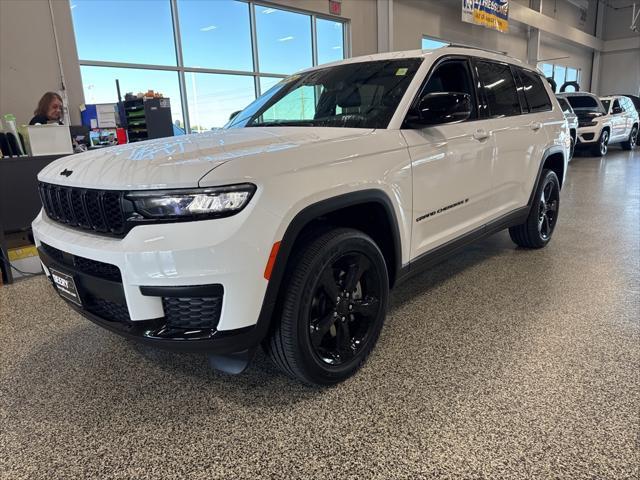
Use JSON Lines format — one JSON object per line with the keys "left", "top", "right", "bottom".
{"left": 41, "top": 242, "right": 121, "bottom": 282}
{"left": 86, "top": 297, "right": 131, "bottom": 322}
{"left": 39, "top": 182, "right": 127, "bottom": 235}
{"left": 163, "top": 297, "right": 223, "bottom": 330}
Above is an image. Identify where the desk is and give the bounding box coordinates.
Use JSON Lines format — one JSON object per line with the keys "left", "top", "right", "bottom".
{"left": 0, "top": 154, "right": 68, "bottom": 283}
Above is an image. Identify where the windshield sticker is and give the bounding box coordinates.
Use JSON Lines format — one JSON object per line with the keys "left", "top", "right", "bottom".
{"left": 395, "top": 68, "right": 408, "bottom": 76}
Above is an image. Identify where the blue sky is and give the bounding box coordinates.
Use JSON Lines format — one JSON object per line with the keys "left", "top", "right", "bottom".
{"left": 70, "top": 0, "right": 344, "bottom": 130}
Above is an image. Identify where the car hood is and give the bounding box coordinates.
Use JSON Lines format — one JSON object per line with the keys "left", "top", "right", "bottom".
{"left": 575, "top": 111, "right": 605, "bottom": 122}
{"left": 38, "top": 127, "right": 373, "bottom": 190}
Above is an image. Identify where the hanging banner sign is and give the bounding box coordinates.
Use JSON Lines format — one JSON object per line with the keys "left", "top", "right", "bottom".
{"left": 462, "top": 0, "right": 509, "bottom": 33}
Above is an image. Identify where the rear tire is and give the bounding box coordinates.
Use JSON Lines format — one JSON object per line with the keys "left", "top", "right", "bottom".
{"left": 591, "top": 129, "right": 609, "bottom": 157}
{"left": 621, "top": 125, "right": 638, "bottom": 150}
{"left": 509, "top": 169, "right": 560, "bottom": 249}
{"left": 264, "top": 228, "right": 389, "bottom": 386}
{"left": 569, "top": 135, "right": 575, "bottom": 160}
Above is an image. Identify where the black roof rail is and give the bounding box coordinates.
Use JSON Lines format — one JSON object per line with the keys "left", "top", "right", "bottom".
{"left": 445, "top": 43, "right": 509, "bottom": 56}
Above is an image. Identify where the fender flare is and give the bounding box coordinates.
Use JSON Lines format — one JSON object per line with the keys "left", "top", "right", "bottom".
{"left": 251, "top": 189, "right": 403, "bottom": 345}
{"left": 528, "top": 145, "right": 566, "bottom": 208}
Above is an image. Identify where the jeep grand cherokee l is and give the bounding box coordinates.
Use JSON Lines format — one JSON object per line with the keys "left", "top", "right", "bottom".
{"left": 34, "top": 47, "right": 569, "bottom": 385}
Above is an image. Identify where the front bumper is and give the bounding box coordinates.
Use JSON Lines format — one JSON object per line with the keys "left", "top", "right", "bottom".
{"left": 38, "top": 241, "right": 259, "bottom": 354}
{"left": 32, "top": 205, "right": 280, "bottom": 353}
{"left": 575, "top": 125, "right": 601, "bottom": 145}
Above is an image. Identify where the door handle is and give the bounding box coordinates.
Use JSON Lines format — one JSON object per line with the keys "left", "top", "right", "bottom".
{"left": 473, "top": 129, "right": 490, "bottom": 141}
{"left": 529, "top": 121, "right": 542, "bottom": 131}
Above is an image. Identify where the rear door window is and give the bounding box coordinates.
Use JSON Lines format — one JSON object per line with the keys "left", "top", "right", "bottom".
{"left": 475, "top": 61, "right": 521, "bottom": 118}
{"left": 517, "top": 68, "right": 553, "bottom": 112}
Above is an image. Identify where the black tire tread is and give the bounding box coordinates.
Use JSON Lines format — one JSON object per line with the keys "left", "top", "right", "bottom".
{"left": 621, "top": 125, "right": 638, "bottom": 151}
{"left": 264, "top": 228, "right": 385, "bottom": 385}
{"left": 509, "top": 169, "right": 559, "bottom": 249}
{"left": 591, "top": 130, "right": 608, "bottom": 157}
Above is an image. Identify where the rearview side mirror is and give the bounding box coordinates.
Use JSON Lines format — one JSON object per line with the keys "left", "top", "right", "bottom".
{"left": 229, "top": 110, "right": 241, "bottom": 121}
{"left": 405, "top": 92, "right": 472, "bottom": 128}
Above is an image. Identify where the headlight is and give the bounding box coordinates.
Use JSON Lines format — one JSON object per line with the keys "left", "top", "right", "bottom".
{"left": 126, "top": 183, "right": 256, "bottom": 219}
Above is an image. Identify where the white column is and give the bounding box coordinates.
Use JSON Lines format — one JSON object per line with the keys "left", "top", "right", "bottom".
{"left": 590, "top": 1, "right": 605, "bottom": 94}
{"left": 527, "top": 0, "right": 542, "bottom": 66}
{"left": 377, "top": 0, "right": 393, "bottom": 53}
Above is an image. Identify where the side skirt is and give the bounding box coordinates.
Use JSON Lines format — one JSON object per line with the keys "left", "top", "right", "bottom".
{"left": 395, "top": 206, "right": 529, "bottom": 285}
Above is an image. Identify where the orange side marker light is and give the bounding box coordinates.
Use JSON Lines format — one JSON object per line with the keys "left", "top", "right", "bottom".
{"left": 264, "top": 241, "right": 281, "bottom": 280}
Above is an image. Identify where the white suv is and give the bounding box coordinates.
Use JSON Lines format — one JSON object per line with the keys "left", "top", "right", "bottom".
{"left": 599, "top": 96, "right": 639, "bottom": 151}
{"left": 558, "top": 92, "right": 638, "bottom": 156}
{"left": 33, "top": 47, "right": 569, "bottom": 385}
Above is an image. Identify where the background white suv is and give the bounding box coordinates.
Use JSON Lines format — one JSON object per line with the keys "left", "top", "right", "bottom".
{"left": 599, "top": 95, "right": 639, "bottom": 151}
{"left": 33, "top": 47, "right": 569, "bottom": 385}
{"left": 559, "top": 92, "right": 639, "bottom": 156}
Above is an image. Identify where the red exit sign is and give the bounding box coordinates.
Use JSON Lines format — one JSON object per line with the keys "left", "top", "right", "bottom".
{"left": 329, "top": 0, "right": 341, "bottom": 15}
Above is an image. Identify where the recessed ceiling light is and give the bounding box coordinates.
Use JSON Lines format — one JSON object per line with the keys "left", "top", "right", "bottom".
{"left": 278, "top": 36, "right": 294, "bottom": 42}
{"left": 332, "top": 46, "right": 341, "bottom": 50}
{"left": 200, "top": 25, "right": 217, "bottom": 32}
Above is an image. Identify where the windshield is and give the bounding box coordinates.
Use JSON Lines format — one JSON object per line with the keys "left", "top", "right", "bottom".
{"left": 601, "top": 99, "right": 611, "bottom": 112}
{"left": 227, "top": 59, "right": 423, "bottom": 129}
{"left": 566, "top": 95, "right": 604, "bottom": 113}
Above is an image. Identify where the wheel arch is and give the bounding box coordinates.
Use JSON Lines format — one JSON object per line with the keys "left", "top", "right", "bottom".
{"left": 528, "top": 145, "right": 566, "bottom": 208}
{"left": 253, "top": 189, "right": 403, "bottom": 345}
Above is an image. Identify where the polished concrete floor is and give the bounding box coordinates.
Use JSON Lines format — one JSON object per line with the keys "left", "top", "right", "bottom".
{"left": 1, "top": 147, "right": 638, "bottom": 480}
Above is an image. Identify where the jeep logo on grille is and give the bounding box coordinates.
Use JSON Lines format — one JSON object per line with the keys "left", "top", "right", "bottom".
{"left": 60, "top": 169, "right": 73, "bottom": 177}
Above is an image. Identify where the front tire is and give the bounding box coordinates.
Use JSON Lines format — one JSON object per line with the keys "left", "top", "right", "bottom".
{"left": 621, "top": 125, "right": 638, "bottom": 150}
{"left": 509, "top": 169, "right": 560, "bottom": 249}
{"left": 264, "top": 228, "right": 389, "bottom": 386}
{"left": 591, "top": 129, "right": 609, "bottom": 157}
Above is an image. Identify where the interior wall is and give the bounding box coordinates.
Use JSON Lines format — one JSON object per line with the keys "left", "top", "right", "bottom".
{"left": 394, "top": 0, "right": 529, "bottom": 59}
{"left": 0, "top": 0, "right": 84, "bottom": 126}
{"left": 597, "top": 1, "right": 640, "bottom": 96}
{"left": 599, "top": 50, "right": 640, "bottom": 96}
{"left": 393, "top": 0, "right": 599, "bottom": 86}
{"left": 539, "top": 34, "right": 593, "bottom": 90}
{"left": 541, "top": 0, "right": 597, "bottom": 35}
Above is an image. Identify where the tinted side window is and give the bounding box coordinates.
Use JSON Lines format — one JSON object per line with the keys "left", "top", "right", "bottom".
{"left": 476, "top": 61, "right": 521, "bottom": 117}
{"left": 557, "top": 98, "right": 571, "bottom": 113}
{"left": 613, "top": 99, "right": 621, "bottom": 112}
{"left": 420, "top": 59, "right": 477, "bottom": 120}
{"left": 518, "top": 68, "right": 552, "bottom": 112}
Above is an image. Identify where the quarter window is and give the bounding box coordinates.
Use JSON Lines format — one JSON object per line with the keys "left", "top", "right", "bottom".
{"left": 476, "top": 61, "right": 521, "bottom": 117}
{"left": 517, "top": 68, "right": 552, "bottom": 113}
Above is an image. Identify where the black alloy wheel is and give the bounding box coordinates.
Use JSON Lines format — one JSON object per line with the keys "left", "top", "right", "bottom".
{"left": 509, "top": 169, "right": 560, "bottom": 249}
{"left": 538, "top": 179, "right": 559, "bottom": 241}
{"left": 308, "top": 252, "right": 382, "bottom": 366}
{"left": 265, "top": 228, "right": 389, "bottom": 385}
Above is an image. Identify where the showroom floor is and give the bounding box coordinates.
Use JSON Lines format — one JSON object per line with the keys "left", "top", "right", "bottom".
{"left": 1, "top": 148, "right": 638, "bottom": 480}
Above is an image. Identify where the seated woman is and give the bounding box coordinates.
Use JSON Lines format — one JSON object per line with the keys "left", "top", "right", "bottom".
{"left": 29, "top": 92, "right": 64, "bottom": 125}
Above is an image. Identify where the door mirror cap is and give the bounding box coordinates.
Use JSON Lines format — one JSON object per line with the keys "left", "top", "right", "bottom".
{"left": 612, "top": 106, "right": 623, "bottom": 114}
{"left": 405, "top": 92, "right": 472, "bottom": 128}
